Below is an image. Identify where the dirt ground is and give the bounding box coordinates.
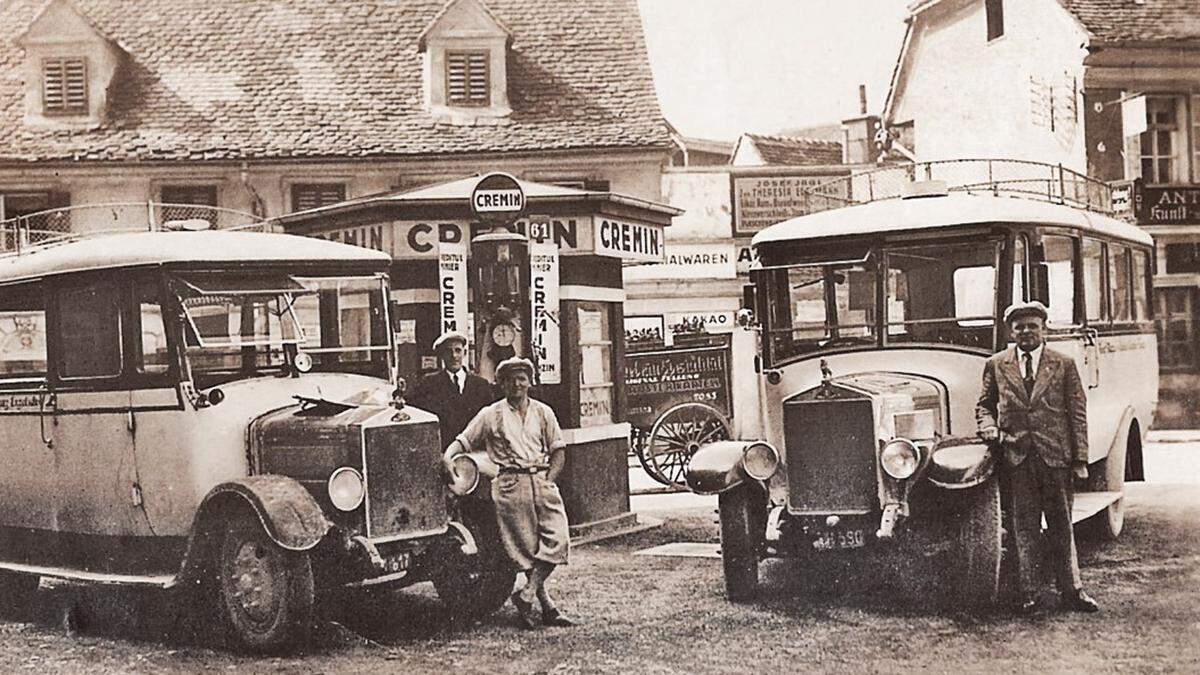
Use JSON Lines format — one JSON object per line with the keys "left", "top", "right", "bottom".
{"left": 0, "top": 481, "right": 1198, "bottom": 674}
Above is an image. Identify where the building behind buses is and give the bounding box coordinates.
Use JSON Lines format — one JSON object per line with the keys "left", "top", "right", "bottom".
{"left": 686, "top": 160, "right": 1157, "bottom": 605}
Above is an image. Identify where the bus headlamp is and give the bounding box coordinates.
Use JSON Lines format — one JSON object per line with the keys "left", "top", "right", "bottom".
{"left": 328, "top": 467, "right": 365, "bottom": 511}
{"left": 741, "top": 442, "right": 780, "bottom": 481}
{"left": 880, "top": 438, "right": 920, "bottom": 479}
{"left": 447, "top": 454, "right": 481, "bottom": 496}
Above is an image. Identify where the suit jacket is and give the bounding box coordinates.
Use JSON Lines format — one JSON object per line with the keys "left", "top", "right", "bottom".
{"left": 975, "top": 344, "right": 1089, "bottom": 469}
{"left": 410, "top": 370, "right": 497, "bottom": 448}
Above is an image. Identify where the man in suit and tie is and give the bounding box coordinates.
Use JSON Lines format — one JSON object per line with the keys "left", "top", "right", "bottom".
{"left": 976, "top": 300, "right": 1100, "bottom": 614}
{"left": 410, "top": 331, "right": 496, "bottom": 446}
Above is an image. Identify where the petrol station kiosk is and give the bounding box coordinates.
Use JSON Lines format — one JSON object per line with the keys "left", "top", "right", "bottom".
{"left": 275, "top": 174, "right": 681, "bottom": 538}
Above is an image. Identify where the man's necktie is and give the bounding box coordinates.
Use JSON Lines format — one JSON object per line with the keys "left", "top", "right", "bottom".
{"left": 1022, "top": 352, "right": 1034, "bottom": 397}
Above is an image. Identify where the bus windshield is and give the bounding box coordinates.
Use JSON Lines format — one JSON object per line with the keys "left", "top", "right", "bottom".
{"left": 760, "top": 239, "right": 1000, "bottom": 363}
{"left": 172, "top": 273, "right": 390, "bottom": 384}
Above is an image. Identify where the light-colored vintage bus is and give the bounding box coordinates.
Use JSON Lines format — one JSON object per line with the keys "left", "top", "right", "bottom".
{"left": 687, "top": 160, "right": 1157, "bottom": 604}
{"left": 0, "top": 208, "right": 512, "bottom": 652}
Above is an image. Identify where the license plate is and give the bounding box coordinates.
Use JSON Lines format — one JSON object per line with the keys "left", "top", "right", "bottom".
{"left": 812, "top": 529, "right": 865, "bottom": 551}
{"left": 382, "top": 551, "right": 411, "bottom": 574}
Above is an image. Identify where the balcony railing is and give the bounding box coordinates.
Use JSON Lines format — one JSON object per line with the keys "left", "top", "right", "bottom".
{"left": 0, "top": 202, "right": 268, "bottom": 255}
{"left": 800, "top": 159, "right": 1120, "bottom": 217}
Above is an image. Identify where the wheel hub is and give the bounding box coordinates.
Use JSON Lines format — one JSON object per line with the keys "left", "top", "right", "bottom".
{"left": 230, "top": 541, "right": 279, "bottom": 624}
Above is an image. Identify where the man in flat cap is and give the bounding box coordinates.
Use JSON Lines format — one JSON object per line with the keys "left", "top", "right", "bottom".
{"left": 976, "top": 300, "right": 1099, "bottom": 614}
{"left": 443, "top": 356, "right": 576, "bottom": 629}
{"left": 411, "top": 331, "right": 497, "bottom": 446}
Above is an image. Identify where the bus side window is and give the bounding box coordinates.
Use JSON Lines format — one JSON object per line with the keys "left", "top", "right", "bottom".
{"left": 1012, "top": 234, "right": 1028, "bottom": 303}
{"left": 1039, "top": 235, "right": 1076, "bottom": 326}
{"left": 0, "top": 282, "right": 47, "bottom": 380}
{"left": 57, "top": 282, "right": 123, "bottom": 380}
{"left": 1108, "top": 244, "right": 1133, "bottom": 323}
{"left": 1082, "top": 238, "right": 1105, "bottom": 323}
{"left": 1132, "top": 249, "right": 1151, "bottom": 320}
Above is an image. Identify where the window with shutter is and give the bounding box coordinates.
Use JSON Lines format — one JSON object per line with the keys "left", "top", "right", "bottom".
{"left": 43, "top": 57, "right": 88, "bottom": 114}
{"left": 446, "top": 51, "right": 490, "bottom": 107}
{"left": 160, "top": 185, "right": 219, "bottom": 224}
{"left": 291, "top": 184, "right": 347, "bottom": 212}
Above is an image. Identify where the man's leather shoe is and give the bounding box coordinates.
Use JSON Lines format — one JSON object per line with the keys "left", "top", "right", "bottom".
{"left": 541, "top": 606, "right": 578, "bottom": 627}
{"left": 510, "top": 591, "right": 540, "bottom": 629}
{"left": 1064, "top": 590, "right": 1100, "bottom": 613}
{"left": 1018, "top": 597, "right": 1039, "bottom": 615}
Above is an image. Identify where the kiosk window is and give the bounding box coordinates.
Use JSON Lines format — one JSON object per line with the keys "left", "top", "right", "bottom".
{"left": 1082, "top": 238, "right": 1105, "bottom": 322}
{"left": 58, "top": 283, "right": 122, "bottom": 379}
{"left": 577, "top": 305, "right": 613, "bottom": 428}
{"left": 0, "top": 284, "right": 46, "bottom": 377}
{"left": 1132, "top": 249, "right": 1151, "bottom": 320}
{"left": 1042, "top": 235, "right": 1075, "bottom": 325}
{"left": 1108, "top": 245, "right": 1132, "bottom": 322}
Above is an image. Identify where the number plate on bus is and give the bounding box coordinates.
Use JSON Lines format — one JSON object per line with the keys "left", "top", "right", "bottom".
{"left": 382, "top": 551, "right": 411, "bottom": 574}
{"left": 812, "top": 529, "right": 865, "bottom": 551}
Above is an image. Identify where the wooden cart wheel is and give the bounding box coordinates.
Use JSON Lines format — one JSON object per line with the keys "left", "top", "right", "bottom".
{"left": 646, "top": 403, "right": 731, "bottom": 488}
{"left": 631, "top": 426, "right": 663, "bottom": 482}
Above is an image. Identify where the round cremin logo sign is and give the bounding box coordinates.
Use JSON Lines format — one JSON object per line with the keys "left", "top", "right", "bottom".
{"left": 471, "top": 172, "right": 526, "bottom": 224}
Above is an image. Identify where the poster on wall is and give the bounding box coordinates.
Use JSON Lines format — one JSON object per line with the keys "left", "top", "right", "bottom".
{"left": 730, "top": 172, "right": 850, "bottom": 236}
{"left": 624, "top": 315, "right": 668, "bottom": 351}
{"left": 529, "top": 240, "right": 561, "bottom": 384}
{"left": 437, "top": 241, "right": 468, "bottom": 337}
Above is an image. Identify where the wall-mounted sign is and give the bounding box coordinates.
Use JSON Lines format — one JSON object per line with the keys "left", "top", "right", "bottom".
{"left": 735, "top": 241, "right": 756, "bottom": 275}
{"left": 624, "top": 346, "right": 732, "bottom": 428}
{"left": 1134, "top": 184, "right": 1200, "bottom": 224}
{"left": 1111, "top": 181, "right": 1133, "bottom": 215}
{"left": 593, "top": 217, "right": 664, "bottom": 262}
{"left": 624, "top": 243, "right": 736, "bottom": 280}
{"left": 529, "top": 240, "right": 561, "bottom": 384}
{"left": 437, "top": 241, "right": 469, "bottom": 336}
{"left": 666, "top": 311, "right": 736, "bottom": 336}
{"left": 470, "top": 172, "right": 526, "bottom": 223}
{"left": 624, "top": 315, "right": 667, "bottom": 351}
{"left": 731, "top": 172, "right": 850, "bottom": 236}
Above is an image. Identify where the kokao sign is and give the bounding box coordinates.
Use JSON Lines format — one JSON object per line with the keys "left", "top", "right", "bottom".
{"left": 471, "top": 172, "right": 526, "bottom": 224}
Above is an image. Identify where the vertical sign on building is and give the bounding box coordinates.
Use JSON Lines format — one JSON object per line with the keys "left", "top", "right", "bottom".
{"left": 529, "top": 238, "right": 561, "bottom": 384}
{"left": 438, "top": 240, "right": 468, "bottom": 336}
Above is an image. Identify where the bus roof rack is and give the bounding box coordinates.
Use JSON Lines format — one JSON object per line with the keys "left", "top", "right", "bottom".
{"left": 0, "top": 202, "right": 271, "bottom": 256}
{"left": 800, "top": 159, "right": 1124, "bottom": 216}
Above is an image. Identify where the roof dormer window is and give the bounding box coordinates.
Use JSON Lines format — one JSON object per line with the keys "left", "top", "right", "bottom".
{"left": 446, "top": 50, "right": 490, "bottom": 107}
{"left": 43, "top": 57, "right": 88, "bottom": 115}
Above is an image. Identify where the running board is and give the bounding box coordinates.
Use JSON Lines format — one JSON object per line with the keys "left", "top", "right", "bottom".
{"left": 0, "top": 561, "right": 176, "bottom": 588}
{"left": 1071, "top": 491, "right": 1121, "bottom": 524}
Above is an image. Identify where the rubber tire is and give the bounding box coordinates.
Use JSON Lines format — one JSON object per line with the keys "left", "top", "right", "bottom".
{"left": 0, "top": 571, "right": 38, "bottom": 618}
{"left": 215, "top": 519, "right": 314, "bottom": 654}
{"left": 718, "top": 484, "right": 763, "bottom": 602}
{"left": 952, "top": 478, "right": 1002, "bottom": 608}
{"left": 433, "top": 496, "right": 517, "bottom": 622}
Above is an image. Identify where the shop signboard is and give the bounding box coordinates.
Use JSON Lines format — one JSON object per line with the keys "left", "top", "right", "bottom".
{"left": 437, "top": 241, "right": 468, "bottom": 336}
{"left": 593, "top": 216, "right": 665, "bottom": 262}
{"left": 529, "top": 239, "right": 562, "bottom": 384}
{"left": 624, "top": 243, "right": 736, "bottom": 280}
{"left": 471, "top": 172, "right": 526, "bottom": 224}
{"left": 1134, "top": 183, "right": 1200, "bottom": 225}
{"left": 730, "top": 171, "right": 851, "bottom": 236}
{"left": 624, "top": 345, "right": 731, "bottom": 429}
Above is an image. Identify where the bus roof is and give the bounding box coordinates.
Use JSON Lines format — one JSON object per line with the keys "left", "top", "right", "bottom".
{"left": 0, "top": 230, "right": 391, "bottom": 283}
{"left": 751, "top": 193, "right": 1153, "bottom": 247}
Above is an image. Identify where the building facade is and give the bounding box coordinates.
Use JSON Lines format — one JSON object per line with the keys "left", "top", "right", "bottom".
{"left": 885, "top": 0, "right": 1200, "bottom": 425}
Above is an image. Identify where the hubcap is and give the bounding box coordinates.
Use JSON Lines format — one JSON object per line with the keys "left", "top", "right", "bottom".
{"left": 229, "top": 540, "right": 279, "bottom": 625}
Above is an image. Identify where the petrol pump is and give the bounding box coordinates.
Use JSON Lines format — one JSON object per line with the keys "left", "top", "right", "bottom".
{"left": 469, "top": 229, "right": 532, "bottom": 382}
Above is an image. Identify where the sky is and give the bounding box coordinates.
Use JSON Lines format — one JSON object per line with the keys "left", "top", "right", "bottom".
{"left": 637, "top": 0, "right": 910, "bottom": 141}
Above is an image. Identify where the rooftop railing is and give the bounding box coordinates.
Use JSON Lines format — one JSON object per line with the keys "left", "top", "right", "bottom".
{"left": 799, "top": 159, "right": 1120, "bottom": 217}
{"left": 0, "top": 202, "right": 268, "bottom": 255}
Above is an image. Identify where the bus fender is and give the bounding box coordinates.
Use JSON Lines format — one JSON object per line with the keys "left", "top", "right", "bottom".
{"left": 927, "top": 437, "right": 996, "bottom": 490}
{"left": 686, "top": 441, "right": 760, "bottom": 495}
{"left": 1101, "top": 406, "right": 1138, "bottom": 465}
{"left": 174, "top": 476, "right": 333, "bottom": 588}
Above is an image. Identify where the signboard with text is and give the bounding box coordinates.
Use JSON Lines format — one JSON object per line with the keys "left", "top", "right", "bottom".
{"left": 1134, "top": 183, "right": 1200, "bottom": 225}
{"left": 731, "top": 172, "right": 850, "bottom": 236}
{"left": 624, "top": 242, "right": 736, "bottom": 280}
{"left": 624, "top": 345, "right": 731, "bottom": 429}
{"left": 529, "top": 240, "right": 562, "bottom": 384}
{"left": 437, "top": 241, "right": 468, "bottom": 335}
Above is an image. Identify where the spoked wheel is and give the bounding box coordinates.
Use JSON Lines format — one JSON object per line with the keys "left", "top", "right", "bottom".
{"left": 216, "top": 518, "right": 314, "bottom": 654}
{"left": 645, "top": 403, "right": 731, "bottom": 488}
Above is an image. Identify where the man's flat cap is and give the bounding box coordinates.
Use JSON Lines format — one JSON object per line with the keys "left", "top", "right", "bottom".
{"left": 432, "top": 331, "right": 469, "bottom": 352}
{"left": 496, "top": 356, "right": 535, "bottom": 381}
{"left": 1003, "top": 300, "right": 1049, "bottom": 324}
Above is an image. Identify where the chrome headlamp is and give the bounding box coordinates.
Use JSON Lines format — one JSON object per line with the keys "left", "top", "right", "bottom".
{"left": 880, "top": 438, "right": 920, "bottom": 479}
{"left": 741, "top": 442, "right": 780, "bottom": 481}
{"left": 327, "top": 467, "right": 366, "bottom": 511}
{"left": 447, "top": 454, "right": 481, "bottom": 496}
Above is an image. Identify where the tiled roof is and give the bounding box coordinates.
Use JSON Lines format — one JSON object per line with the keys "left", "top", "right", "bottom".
{"left": 1060, "top": 0, "right": 1200, "bottom": 43}
{"left": 0, "top": 0, "right": 670, "bottom": 163}
{"left": 745, "top": 134, "right": 842, "bottom": 165}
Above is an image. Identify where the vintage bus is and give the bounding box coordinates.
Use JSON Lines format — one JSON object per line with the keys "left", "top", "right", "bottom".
{"left": 687, "top": 160, "right": 1157, "bottom": 604}
{"left": 0, "top": 211, "right": 512, "bottom": 652}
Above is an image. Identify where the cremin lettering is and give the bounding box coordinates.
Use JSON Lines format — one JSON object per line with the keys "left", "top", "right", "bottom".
{"left": 321, "top": 225, "right": 384, "bottom": 251}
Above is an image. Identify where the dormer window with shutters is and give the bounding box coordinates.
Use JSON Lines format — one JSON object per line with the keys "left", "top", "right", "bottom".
{"left": 420, "top": 0, "right": 512, "bottom": 123}
{"left": 42, "top": 57, "right": 88, "bottom": 115}
{"left": 15, "top": 0, "right": 122, "bottom": 128}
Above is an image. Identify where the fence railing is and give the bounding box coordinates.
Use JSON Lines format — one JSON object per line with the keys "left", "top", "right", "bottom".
{"left": 0, "top": 203, "right": 267, "bottom": 255}
{"left": 799, "top": 159, "right": 1118, "bottom": 217}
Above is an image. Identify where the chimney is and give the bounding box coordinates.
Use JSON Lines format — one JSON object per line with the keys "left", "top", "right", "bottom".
{"left": 842, "top": 84, "right": 880, "bottom": 164}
